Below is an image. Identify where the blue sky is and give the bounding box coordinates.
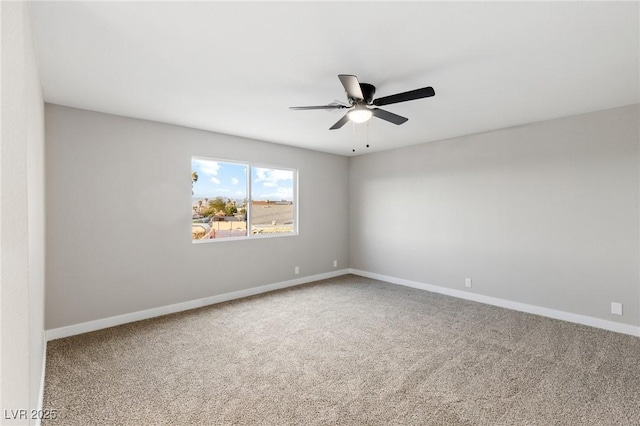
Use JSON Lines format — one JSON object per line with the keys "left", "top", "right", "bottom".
{"left": 192, "top": 158, "right": 293, "bottom": 201}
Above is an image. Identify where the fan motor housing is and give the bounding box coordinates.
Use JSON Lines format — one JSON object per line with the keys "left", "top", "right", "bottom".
{"left": 359, "top": 83, "right": 376, "bottom": 104}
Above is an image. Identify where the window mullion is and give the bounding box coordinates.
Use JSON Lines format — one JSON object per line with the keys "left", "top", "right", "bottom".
{"left": 247, "top": 165, "right": 252, "bottom": 237}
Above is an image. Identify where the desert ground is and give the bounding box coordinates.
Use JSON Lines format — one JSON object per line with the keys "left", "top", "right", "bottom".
{"left": 250, "top": 204, "right": 294, "bottom": 226}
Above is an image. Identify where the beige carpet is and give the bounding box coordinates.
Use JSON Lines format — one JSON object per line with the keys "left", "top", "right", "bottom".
{"left": 43, "top": 274, "right": 640, "bottom": 425}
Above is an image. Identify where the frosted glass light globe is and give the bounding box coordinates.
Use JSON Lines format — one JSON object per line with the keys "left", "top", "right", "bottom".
{"left": 347, "top": 106, "right": 373, "bottom": 123}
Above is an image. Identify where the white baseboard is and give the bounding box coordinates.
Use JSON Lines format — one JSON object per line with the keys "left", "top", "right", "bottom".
{"left": 46, "top": 269, "right": 350, "bottom": 341}
{"left": 349, "top": 269, "right": 640, "bottom": 338}
{"left": 44, "top": 268, "right": 640, "bottom": 340}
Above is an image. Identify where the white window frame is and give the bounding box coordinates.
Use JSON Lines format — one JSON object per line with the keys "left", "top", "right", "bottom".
{"left": 191, "top": 156, "right": 298, "bottom": 243}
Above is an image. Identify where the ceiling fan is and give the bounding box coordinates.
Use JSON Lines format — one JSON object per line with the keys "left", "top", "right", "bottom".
{"left": 290, "top": 74, "right": 435, "bottom": 130}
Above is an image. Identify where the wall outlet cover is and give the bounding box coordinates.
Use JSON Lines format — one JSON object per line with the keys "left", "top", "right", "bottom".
{"left": 611, "top": 302, "right": 623, "bottom": 315}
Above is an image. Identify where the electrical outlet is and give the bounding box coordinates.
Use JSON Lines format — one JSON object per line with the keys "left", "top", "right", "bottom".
{"left": 611, "top": 302, "right": 623, "bottom": 315}
{"left": 294, "top": 266, "right": 299, "bottom": 275}
{"left": 465, "top": 278, "right": 472, "bottom": 288}
{"left": 333, "top": 260, "right": 338, "bottom": 268}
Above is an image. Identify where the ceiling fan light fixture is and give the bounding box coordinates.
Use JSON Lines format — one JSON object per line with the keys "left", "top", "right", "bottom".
{"left": 347, "top": 106, "right": 373, "bottom": 123}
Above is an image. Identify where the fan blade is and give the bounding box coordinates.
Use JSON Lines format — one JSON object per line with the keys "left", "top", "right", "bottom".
{"left": 290, "top": 105, "right": 346, "bottom": 110}
{"left": 372, "top": 108, "right": 408, "bottom": 125}
{"left": 373, "top": 87, "right": 435, "bottom": 106}
{"left": 338, "top": 74, "right": 364, "bottom": 100}
{"left": 329, "top": 114, "right": 350, "bottom": 130}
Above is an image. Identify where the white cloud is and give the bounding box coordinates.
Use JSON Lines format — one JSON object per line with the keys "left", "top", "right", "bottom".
{"left": 210, "top": 177, "right": 221, "bottom": 184}
{"left": 231, "top": 177, "right": 239, "bottom": 185}
{"left": 193, "top": 158, "right": 220, "bottom": 178}
{"left": 254, "top": 168, "right": 293, "bottom": 186}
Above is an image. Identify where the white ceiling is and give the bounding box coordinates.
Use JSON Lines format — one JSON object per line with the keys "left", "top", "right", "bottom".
{"left": 30, "top": 1, "right": 639, "bottom": 156}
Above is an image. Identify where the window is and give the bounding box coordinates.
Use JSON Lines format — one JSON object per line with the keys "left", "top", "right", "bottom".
{"left": 191, "top": 157, "right": 297, "bottom": 242}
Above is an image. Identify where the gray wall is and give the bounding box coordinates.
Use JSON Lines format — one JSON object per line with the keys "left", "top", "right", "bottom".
{"left": 349, "top": 105, "right": 639, "bottom": 327}
{"left": 1, "top": 1, "right": 46, "bottom": 424}
{"left": 44, "top": 101, "right": 639, "bottom": 331}
{"left": 45, "top": 105, "right": 349, "bottom": 329}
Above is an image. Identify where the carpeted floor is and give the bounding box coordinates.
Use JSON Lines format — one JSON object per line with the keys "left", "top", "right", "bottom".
{"left": 43, "top": 274, "right": 640, "bottom": 425}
